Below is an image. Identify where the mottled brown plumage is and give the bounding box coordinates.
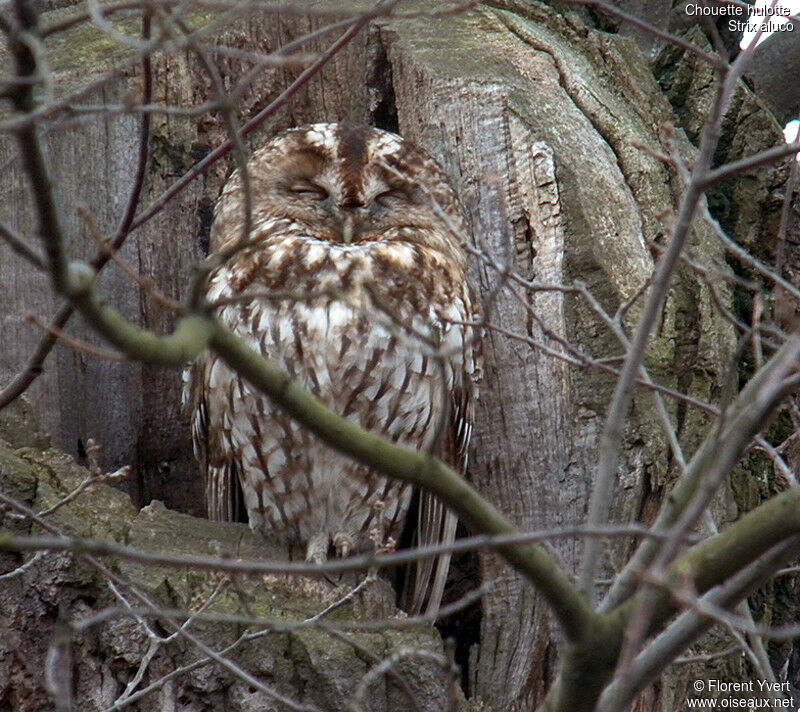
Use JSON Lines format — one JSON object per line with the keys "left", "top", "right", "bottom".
{"left": 183, "top": 123, "right": 479, "bottom": 614}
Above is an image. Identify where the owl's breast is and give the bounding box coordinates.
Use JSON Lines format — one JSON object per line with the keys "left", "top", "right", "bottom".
{"left": 207, "top": 236, "right": 467, "bottom": 449}
{"left": 262, "top": 297, "right": 447, "bottom": 449}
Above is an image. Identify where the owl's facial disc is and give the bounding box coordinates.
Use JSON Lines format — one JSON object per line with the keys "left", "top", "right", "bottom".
{"left": 262, "top": 125, "right": 445, "bottom": 245}
{"left": 281, "top": 173, "right": 389, "bottom": 244}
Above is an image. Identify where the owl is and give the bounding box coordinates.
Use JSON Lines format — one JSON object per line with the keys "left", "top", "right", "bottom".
{"left": 184, "top": 123, "right": 479, "bottom": 614}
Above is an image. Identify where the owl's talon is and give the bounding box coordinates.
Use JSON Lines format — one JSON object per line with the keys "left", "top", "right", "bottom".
{"left": 333, "top": 532, "right": 354, "bottom": 558}
{"left": 306, "top": 533, "right": 328, "bottom": 564}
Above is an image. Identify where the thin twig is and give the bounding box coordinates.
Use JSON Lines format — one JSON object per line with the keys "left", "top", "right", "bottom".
{"left": 0, "top": 218, "right": 46, "bottom": 269}
{"left": 0, "top": 10, "right": 153, "bottom": 408}
{"left": 127, "top": 0, "right": 402, "bottom": 234}
{"left": 36, "top": 465, "right": 131, "bottom": 517}
{"left": 580, "top": 12, "right": 774, "bottom": 600}
{"left": 0, "top": 516, "right": 697, "bottom": 578}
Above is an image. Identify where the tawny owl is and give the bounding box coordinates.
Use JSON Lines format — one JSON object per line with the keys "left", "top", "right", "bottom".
{"left": 184, "top": 123, "right": 478, "bottom": 614}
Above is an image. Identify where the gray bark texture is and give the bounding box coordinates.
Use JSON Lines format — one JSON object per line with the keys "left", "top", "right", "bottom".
{"left": 0, "top": 407, "right": 454, "bottom": 712}
{"left": 0, "top": 1, "right": 795, "bottom": 711}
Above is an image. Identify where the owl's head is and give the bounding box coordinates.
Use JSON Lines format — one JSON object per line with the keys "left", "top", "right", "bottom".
{"left": 212, "top": 123, "right": 469, "bottom": 261}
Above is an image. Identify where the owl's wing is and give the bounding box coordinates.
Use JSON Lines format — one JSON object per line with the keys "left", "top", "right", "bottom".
{"left": 404, "top": 372, "right": 474, "bottom": 616}
{"left": 182, "top": 358, "right": 242, "bottom": 523}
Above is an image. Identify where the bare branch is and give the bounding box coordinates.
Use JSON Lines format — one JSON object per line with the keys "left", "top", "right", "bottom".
{"left": 602, "top": 334, "right": 800, "bottom": 613}
{"left": 26, "top": 314, "right": 127, "bottom": 362}
{"left": 488, "top": 0, "right": 727, "bottom": 68}
{"left": 128, "top": 0, "right": 403, "bottom": 234}
{"left": 0, "top": 8, "right": 152, "bottom": 408}
{"left": 347, "top": 648, "right": 452, "bottom": 712}
{"left": 598, "top": 539, "right": 800, "bottom": 712}
{"left": 0, "top": 218, "right": 46, "bottom": 269}
{"left": 700, "top": 142, "right": 800, "bottom": 189}
{"left": 0, "top": 502, "right": 686, "bottom": 579}
{"left": 580, "top": 19, "right": 772, "bottom": 601}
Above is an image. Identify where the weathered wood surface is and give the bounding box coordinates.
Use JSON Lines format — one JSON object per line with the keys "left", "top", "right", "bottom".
{"left": 0, "top": 1, "right": 793, "bottom": 710}
{"left": 0, "top": 419, "right": 451, "bottom": 712}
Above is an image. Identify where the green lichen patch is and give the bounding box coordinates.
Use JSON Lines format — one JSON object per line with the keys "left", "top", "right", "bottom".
{"left": 0, "top": 440, "right": 40, "bottom": 530}
{"left": 17, "top": 446, "right": 137, "bottom": 541}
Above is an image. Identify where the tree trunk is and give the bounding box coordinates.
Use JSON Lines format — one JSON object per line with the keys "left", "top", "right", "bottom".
{"left": 0, "top": 415, "right": 452, "bottom": 712}
{"left": 0, "top": 1, "right": 793, "bottom": 710}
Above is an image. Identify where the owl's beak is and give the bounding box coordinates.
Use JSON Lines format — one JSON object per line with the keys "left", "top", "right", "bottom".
{"left": 341, "top": 213, "right": 355, "bottom": 244}
{"left": 337, "top": 206, "right": 368, "bottom": 244}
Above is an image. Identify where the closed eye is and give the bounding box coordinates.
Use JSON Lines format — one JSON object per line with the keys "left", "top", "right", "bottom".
{"left": 288, "top": 179, "right": 329, "bottom": 200}
{"left": 374, "top": 188, "right": 407, "bottom": 206}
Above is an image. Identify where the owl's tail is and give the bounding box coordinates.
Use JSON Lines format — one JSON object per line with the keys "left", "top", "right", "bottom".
{"left": 402, "top": 492, "right": 458, "bottom": 618}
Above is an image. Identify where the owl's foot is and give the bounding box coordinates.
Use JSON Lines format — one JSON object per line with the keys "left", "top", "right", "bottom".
{"left": 333, "top": 532, "right": 354, "bottom": 558}
{"left": 305, "top": 533, "right": 328, "bottom": 563}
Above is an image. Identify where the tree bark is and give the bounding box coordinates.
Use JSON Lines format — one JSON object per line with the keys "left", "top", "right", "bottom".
{"left": 0, "top": 415, "right": 453, "bottom": 712}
